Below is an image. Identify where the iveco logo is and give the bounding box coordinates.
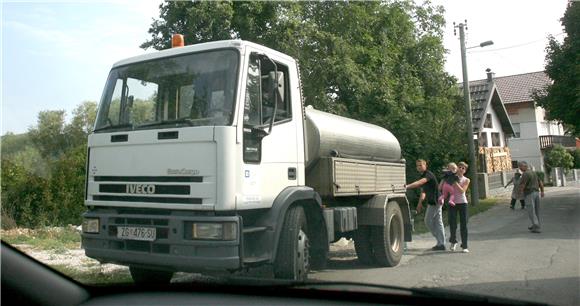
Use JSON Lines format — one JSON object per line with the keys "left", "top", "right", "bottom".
{"left": 126, "top": 184, "right": 155, "bottom": 194}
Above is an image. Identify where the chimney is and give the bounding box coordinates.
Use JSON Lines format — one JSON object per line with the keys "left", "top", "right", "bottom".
{"left": 486, "top": 68, "right": 495, "bottom": 82}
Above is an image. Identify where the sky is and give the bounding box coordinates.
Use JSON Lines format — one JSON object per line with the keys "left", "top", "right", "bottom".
{"left": 1, "top": 0, "right": 570, "bottom": 134}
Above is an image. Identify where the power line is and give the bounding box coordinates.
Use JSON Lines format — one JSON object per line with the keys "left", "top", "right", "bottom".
{"left": 468, "top": 32, "right": 564, "bottom": 54}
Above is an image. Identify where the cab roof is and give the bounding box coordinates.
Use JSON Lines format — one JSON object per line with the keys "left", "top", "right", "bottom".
{"left": 112, "top": 40, "right": 295, "bottom": 68}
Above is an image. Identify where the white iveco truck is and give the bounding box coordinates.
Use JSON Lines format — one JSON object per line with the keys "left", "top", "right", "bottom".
{"left": 82, "top": 38, "right": 412, "bottom": 283}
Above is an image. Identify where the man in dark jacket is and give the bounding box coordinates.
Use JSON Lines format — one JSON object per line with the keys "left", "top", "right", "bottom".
{"left": 405, "top": 159, "right": 445, "bottom": 251}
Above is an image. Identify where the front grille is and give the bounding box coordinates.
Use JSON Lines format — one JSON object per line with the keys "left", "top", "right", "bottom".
{"left": 107, "top": 216, "right": 171, "bottom": 254}
{"left": 93, "top": 195, "right": 201, "bottom": 204}
{"left": 93, "top": 176, "right": 204, "bottom": 205}
{"left": 99, "top": 184, "right": 190, "bottom": 195}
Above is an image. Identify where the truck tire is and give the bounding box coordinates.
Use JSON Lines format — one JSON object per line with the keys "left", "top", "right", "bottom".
{"left": 370, "top": 201, "right": 404, "bottom": 267}
{"left": 129, "top": 266, "right": 173, "bottom": 285}
{"left": 354, "top": 225, "right": 375, "bottom": 265}
{"left": 274, "top": 205, "right": 310, "bottom": 281}
{"left": 310, "top": 246, "right": 328, "bottom": 270}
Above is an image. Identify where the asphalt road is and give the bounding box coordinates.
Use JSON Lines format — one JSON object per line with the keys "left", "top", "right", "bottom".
{"left": 312, "top": 185, "right": 580, "bottom": 306}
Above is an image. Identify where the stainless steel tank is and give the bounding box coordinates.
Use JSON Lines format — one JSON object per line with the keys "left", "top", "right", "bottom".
{"left": 304, "top": 106, "right": 401, "bottom": 168}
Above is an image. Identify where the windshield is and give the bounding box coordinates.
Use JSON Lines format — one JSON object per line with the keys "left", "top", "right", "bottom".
{"left": 94, "top": 49, "right": 239, "bottom": 132}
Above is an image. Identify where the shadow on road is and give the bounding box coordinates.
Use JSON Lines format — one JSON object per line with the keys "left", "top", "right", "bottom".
{"left": 324, "top": 258, "right": 377, "bottom": 270}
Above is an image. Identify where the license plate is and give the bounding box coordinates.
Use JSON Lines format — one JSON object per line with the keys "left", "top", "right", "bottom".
{"left": 117, "top": 226, "right": 156, "bottom": 241}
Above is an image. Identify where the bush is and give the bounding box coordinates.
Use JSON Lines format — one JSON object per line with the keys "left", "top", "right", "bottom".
{"left": 1, "top": 210, "right": 17, "bottom": 230}
{"left": 1, "top": 145, "right": 87, "bottom": 228}
{"left": 1, "top": 159, "right": 52, "bottom": 228}
{"left": 544, "top": 145, "right": 574, "bottom": 174}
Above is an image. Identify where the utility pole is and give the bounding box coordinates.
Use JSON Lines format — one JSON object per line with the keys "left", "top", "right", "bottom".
{"left": 455, "top": 21, "right": 480, "bottom": 206}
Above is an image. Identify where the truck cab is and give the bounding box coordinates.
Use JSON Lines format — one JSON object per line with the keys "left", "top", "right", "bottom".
{"left": 82, "top": 40, "right": 412, "bottom": 283}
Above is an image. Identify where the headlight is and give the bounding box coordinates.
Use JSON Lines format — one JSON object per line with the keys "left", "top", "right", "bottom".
{"left": 192, "top": 222, "right": 237, "bottom": 240}
{"left": 82, "top": 218, "right": 100, "bottom": 234}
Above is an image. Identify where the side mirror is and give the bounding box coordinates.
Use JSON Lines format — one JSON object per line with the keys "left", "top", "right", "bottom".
{"left": 252, "top": 127, "right": 269, "bottom": 139}
{"left": 267, "top": 71, "right": 284, "bottom": 134}
{"left": 268, "top": 71, "right": 284, "bottom": 105}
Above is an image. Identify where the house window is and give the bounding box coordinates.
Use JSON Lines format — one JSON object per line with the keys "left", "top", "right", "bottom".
{"left": 479, "top": 132, "right": 488, "bottom": 147}
{"left": 511, "top": 123, "right": 520, "bottom": 138}
{"left": 484, "top": 113, "right": 492, "bottom": 129}
{"left": 491, "top": 132, "right": 501, "bottom": 147}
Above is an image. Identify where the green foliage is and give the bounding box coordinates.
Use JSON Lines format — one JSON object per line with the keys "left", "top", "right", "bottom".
{"left": 1, "top": 102, "right": 97, "bottom": 227}
{"left": 544, "top": 145, "right": 574, "bottom": 173}
{"left": 51, "top": 265, "right": 132, "bottom": 285}
{"left": 1, "top": 227, "right": 81, "bottom": 251}
{"left": 1, "top": 132, "right": 32, "bottom": 156}
{"left": 66, "top": 101, "right": 98, "bottom": 148}
{"left": 573, "top": 148, "right": 580, "bottom": 169}
{"left": 28, "top": 110, "right": 68, "bottom": 160}
{"left": 1, "top": 158, "right": 52, "bottom": 227}
{"left": 142, "top": 0, "right": 466, "bottom": 183}
{"left": 534, "top": 2, "right": 580, "bottom": 136}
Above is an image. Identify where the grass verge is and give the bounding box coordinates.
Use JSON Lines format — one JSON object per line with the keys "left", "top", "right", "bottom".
{"left": 51, "top": 264, "right": 133, "bottom": 285}
{"left": 1, "top": 227, "right": 81, "bottom": 253}
{"left": 413, "top": 198, "right": 500, "bottom": 234}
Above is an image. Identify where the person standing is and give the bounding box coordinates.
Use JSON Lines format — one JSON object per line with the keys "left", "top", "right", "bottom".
{"left": 448, "top": 162, "right": 471, "bottom": 253}
{"left": 518, "top": 161, "right": 545, "bottom": 233}
{"left": 405, "top": 159, "right": 445, "bottom": 251}
{"left": 504, "top": 170, "right": 525, "bottom": 209}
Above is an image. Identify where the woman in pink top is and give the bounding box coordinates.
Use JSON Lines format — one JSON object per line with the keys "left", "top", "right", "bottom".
{"left": 448, "top": 161, "right": 471, "bottom": 253}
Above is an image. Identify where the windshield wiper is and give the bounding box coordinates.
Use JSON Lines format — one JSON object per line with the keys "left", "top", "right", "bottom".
{"left": 93, "top": 123, "right": 134, "bottom": 133}
{"left": 136, "top": 118, "right": 195, "bottom": 129}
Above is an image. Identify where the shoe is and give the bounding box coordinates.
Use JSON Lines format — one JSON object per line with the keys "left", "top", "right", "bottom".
{"left": 528, "top": 226, "right": 534, "bottom": 231}
{"left": 450, "top": 243, "right": 457, "bottom": 252}
{"left": 462, "top": 248, "right": 470, "bottom": 253}
{"left": 431, "top": 245, "right": 446, "bottom": 251}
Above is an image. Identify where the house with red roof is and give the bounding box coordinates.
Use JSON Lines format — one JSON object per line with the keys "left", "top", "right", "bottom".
{"left": 472, "top": 69, "right": 576, "bottom": 173}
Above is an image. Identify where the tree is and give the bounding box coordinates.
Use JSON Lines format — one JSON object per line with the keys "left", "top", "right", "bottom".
{"left": 2, "top": 102, "right": 97, "bottom": 227}
{"left": 142, "top": 1, "right": 466, "bottom": 182}
{"left": 65, "top": 101, "right": 97, "bottom": 148}
{"left": 574, "top": 148, "right": 580, "bottom": 169}
{"left": 544, "top": 145, "right": 574, "bottom": 173}
{"left": 534, "top": 2, "right": 580, "bottom": 136}
{"left": 28, "top": 110, "right": 68, "bottom": 160}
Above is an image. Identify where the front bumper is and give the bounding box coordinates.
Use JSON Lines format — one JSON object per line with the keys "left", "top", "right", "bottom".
{"left": 81, "top": 210, "right": 242, "bottom": 272}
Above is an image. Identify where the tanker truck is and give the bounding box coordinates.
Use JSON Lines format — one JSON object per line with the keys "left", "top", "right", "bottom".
{"left": 81, "top": 38, "right": 413, "bottom": 283}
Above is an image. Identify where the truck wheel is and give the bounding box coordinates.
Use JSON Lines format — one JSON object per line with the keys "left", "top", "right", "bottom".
{"left": 371, "top": 201, "right": 404, "bottom": 267}
{"left": 354, "top": 225, "right": 375, "bottom": 265}
{"left": 310, "top": 246, "right": 328, "bottom": 270}
{"left": 274, "top": 205, "right": 310, "bottom": 281}
{"left": 129, "top": 266, "right": 173, "bottom": 285}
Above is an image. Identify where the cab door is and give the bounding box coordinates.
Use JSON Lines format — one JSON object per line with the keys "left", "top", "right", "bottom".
{"left": 239, "top": 51, "right": 299, "bottom": 209}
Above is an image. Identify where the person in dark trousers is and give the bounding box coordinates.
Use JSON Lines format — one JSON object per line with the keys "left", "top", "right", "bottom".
{"left": 447, "top": 162, "right": 471, "bottom": 253}
{"left": 405, "top": 159, "right": 445, "bottom": 251}
{"left": 505, "top": 170, "right": 525, "bottom": 209}
{"left": 518, "top": 161, "right": 545, "bottom": 233}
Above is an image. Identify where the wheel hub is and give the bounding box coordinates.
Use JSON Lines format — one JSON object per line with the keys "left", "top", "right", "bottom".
{"left": 389, "top": 215, "right": 401, "bottom": 253}
{"left": 297, "top": 229, "right": 310, "bottom": 279}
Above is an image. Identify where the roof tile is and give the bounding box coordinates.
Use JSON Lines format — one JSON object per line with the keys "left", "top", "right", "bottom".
{"left": 470, "top": 71, "right": 551, "bottom": 104}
